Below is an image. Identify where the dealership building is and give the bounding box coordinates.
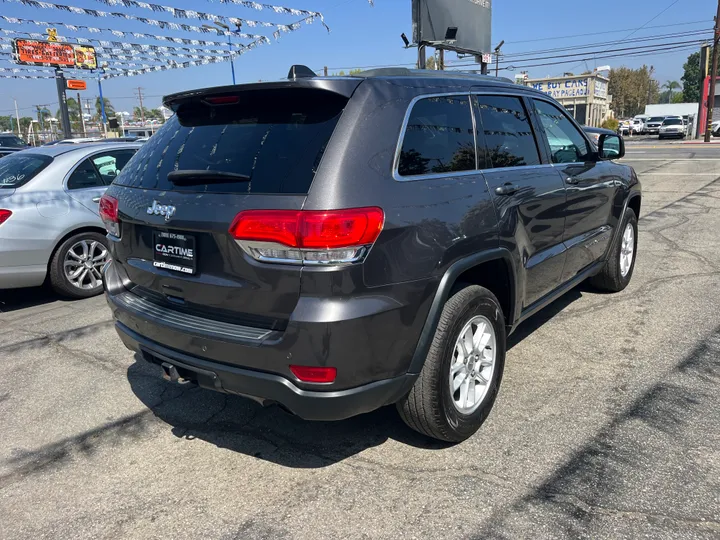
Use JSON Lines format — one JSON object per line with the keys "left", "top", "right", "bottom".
{"left": 525, "top": 73, "right": 612, "bottom": 127}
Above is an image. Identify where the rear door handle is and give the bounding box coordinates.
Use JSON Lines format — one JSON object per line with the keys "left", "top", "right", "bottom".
{"left": 92, "top": 197, "right": 101, "bottom": 203}
{"left": 495, "top": 183, "right": 518, "bottom": 196}
{"left": 565, "top": 176, "right": 579, "bottom": 185}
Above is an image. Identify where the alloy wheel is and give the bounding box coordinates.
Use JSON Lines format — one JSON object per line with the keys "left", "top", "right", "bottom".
{"left": 449, "top": 315, "right": 497, "bottom": 414}
{"left": 63, "top": 239, "right": 109, "bottom": 290}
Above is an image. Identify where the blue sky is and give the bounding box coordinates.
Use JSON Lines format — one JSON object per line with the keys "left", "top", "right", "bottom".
{"left": 0, "top": 0, "right": 716, "bottom": 119}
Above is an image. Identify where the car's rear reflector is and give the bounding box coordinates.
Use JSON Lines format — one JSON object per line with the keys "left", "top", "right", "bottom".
{"left": 290, "top": 365, "right": 337, "bottom": 384}
{"left": 0, "top": 209, "right": 12, "bottom": 226}
{"left": 99, "top": 194, "right": 120, "bottom": 237}
{"left": 229, "top": 207, "right": 384, "bottom": 266}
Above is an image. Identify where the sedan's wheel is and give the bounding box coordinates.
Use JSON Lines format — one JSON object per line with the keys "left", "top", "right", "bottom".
{"left": 49, "top": 232, "right": 110, "bottom": 298}
{"left": 397, "top": 285, "right": 506, "bottom": 442}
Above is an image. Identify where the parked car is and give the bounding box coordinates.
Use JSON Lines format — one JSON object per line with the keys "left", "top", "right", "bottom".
{"left": 645, "top": 116, "right": 666, "bottom": 134}
{"left": 659, "top": 117, "right": 685, "bottom": 139}
{"left": 102, "top": 66, "right": 641, "bottom": 442}
{"left": 0, "top": 134, "right": 30, "bottom": 150}
{"left": 0, "top": 143, "right": 140, "bottom": 297}
{"left": 0, "top": 147, "right": 23, "bottom": 159}
{"left": 583, "top": 126, "right": 620, "bottom": 149}
{"left": 631, "top": 118, "right": 645, "bottom": 134}
{"left": 712, "top": 120, "right": 720, "bottom": 137}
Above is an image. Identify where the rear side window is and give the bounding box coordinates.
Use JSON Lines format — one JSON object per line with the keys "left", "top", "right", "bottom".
{"left": 475, "top": 96, "right": 540, "bottom": 169}
{"left": 114, "top": 89, "right": 347, "bottom": 194}
{"left": 0, "top": 153, "right": 53, "bottom": 189}
{"left": 398, "top": 95, "right": 476, "bottom": 177}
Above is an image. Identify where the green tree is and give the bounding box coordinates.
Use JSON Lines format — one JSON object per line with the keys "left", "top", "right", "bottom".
{"left": 0, "top": 115, "right": 12, "bottom": 132}
{"left": 56, "top": 98, "right": 82, "bottom": 134}
{"left": 662, "top": 80, "right": 681, "bottom": 103}
{"left": 95, "top": 97, "right": 115, "bottom": 121}
{"left": 671, "top": 92, "right": 685, "bottom": 104}
{"left": 133, "top": 106, "right": 152, "bottom": 121}
{"left": 681, "top": 52, "right": 701, "bottom": 102}
{"left": 609, "top": 65, "right": 661, "bottom": 117}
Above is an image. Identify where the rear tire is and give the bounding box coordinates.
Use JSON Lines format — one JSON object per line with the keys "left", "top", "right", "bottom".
{"left": 49, "top": 232, "right": 109, "bottom": 299}
{"left": 397, "top": 285, "right": 506, "bottom": 442}
{"left": 589, "top": 208, "right": 638, "bottom": 292}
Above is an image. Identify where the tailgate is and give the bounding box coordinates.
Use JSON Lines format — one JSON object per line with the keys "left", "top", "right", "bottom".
{"left": 106, "top": 85, "right": 352, "bottom": 327}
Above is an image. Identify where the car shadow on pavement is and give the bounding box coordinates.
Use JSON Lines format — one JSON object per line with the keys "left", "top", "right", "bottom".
{"left": 126, "top": 282, "right": 593, "bottom": 469}
{"left": 0, "top": 286, "right": 65, "bottom": 314}
{"left": 127, "top": 358, "right": 451, "bottom": 468}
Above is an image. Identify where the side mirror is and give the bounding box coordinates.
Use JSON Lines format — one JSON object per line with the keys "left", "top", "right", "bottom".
{"left": 598, "top": 133, "right": 625, "bottom": 160}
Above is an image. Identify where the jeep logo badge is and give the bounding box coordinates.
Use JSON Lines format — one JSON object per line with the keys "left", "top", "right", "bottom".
{"left": 147, "top": 201, "right": 176, "bottom": 222}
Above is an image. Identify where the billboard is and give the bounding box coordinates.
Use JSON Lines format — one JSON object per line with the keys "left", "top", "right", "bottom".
{"left": 413, "top": 0, "right": 492, "bottom": 56}
{"left": 529, "top": 78, "right": 590, "bottom": 99}
{"left": 12, "top": 39, "right": 97, "bottom": 70}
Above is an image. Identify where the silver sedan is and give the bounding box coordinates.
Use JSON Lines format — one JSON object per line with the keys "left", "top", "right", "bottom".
{"left": 0, "top": 143, "right": 140, "bottom": 298}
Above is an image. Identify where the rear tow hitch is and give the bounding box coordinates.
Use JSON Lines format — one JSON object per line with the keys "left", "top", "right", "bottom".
{"left": 161, "top": 362, "right": 193, "bottom": 385}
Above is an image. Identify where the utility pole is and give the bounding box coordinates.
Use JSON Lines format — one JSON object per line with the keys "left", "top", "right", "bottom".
{"left": 55, "top": 69, "right": 72, "bottom": 139}
{"left": 135, "top": 87, "right": 146, "bottom": 125}
{"left": 77, "top": 92, "right": 86, "bottom": 137}
{"left": 13, "top": 98, "right": 21, "bottom": 136}
{"left": 704, "top": 0, "right": 720, "bottom": 142}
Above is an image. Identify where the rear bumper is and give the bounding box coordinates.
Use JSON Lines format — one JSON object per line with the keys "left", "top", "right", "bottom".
{"left": 115, "top": 320, "right": 416, "bottom": 421}
{"left": 103, "top": 259, "right": 430, "bottom": 419}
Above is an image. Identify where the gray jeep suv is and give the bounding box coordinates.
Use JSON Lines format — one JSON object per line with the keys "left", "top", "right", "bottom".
{"left": 102, "top": 67, "right": 641, "bottom": 442}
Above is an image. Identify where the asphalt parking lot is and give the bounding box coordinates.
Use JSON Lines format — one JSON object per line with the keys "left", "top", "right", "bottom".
{"left": 1, "top": 142, "right": 719, "bottom": 539}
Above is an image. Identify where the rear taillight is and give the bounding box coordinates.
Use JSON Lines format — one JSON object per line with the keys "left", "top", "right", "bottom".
{"left": 290, "top": 365, "right": 337, "bottom": 384}
{"left": 99, "top": 194, "right": 120, "bottom": 237}
{"left": 0, "top": 209, "right": 11, "bottom": 226}
{"left": 229, "top": 207, "right": 384, "bottom": 265}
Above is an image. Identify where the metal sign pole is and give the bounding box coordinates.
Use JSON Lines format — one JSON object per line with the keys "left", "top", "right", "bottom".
{"left": 55, "top": 68, "right": 72, "bottom": 139}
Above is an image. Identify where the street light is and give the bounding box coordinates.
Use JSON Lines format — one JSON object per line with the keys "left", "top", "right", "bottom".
{"left": 203, "top": 21, "right": 240, "bottom": 85}
{"left": 494, "top": 40, "right": 504, "bottom": 77}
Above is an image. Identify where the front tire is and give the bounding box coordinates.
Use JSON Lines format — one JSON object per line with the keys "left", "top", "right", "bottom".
{"left": 590, "top": 208, "right": 638, "bottom": 292}
{"left": 397, "top": 285, "right": 506, "bottom": 442}
{"left": 49, "top": 232, "right": 110, "bottom": 299}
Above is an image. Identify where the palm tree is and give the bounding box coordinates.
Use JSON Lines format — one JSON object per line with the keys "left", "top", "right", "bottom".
{"left": 662, "top": 80, "right": 681, "bottom": 103}
{"left": 95, "top": 97, "right": 115, "bottom": 122}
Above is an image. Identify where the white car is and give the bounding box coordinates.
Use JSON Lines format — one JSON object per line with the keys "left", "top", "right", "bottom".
{"left": 658, "top": 117, "right": 685, "bottom": 140}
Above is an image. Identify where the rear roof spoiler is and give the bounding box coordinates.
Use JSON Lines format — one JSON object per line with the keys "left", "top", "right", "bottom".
{"left": 163, "top": 78, "right": 362, "bottom": 111}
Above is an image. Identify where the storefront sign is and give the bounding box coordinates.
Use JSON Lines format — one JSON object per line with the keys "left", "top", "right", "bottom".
{"left": 594, "top": 79, "right": 608, "bottom": 99}
{"left": 66, "top": 79, "right": 87, "bottom": 90}
{"left": 530, "top": 78, "right": 589, "bottom": 99}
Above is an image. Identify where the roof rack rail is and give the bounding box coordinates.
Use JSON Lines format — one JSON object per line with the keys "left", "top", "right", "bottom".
{"left": 349, "top": 67, "right": 514, "bottom": 84}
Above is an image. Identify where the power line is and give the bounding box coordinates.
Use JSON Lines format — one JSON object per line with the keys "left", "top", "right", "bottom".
{"left": 500, "top": 30, "right": 711, "bottom": 60}
{"left": 503, "top": 20, "right": 707, "bottom": 45}
{"left": 565, "top": 0, "right": 683, "bottom": 72}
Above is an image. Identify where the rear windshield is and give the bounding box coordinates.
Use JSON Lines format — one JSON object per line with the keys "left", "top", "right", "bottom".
{"left": 663, "top": 118, "right": 683, "bottom": 126}
{"left": 114, "top": 89, "right": 348, "bottom": 194}
{"left": 0, "top": 135, "right": 27, "bottom": 148}
{"left": 0, "top": 153, "right": 53, "bottom": 188}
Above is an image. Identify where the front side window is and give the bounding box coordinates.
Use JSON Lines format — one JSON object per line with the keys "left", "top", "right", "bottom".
{"left": 90, "top": 150, "right": 137, "bottom": 185}
{"left": 475, "top": 96, "right": 540, "bottom": 169}
{"left": 533, "top": 99, "right": 591, "bottom": 164}
{"left": 397, "top": 95, "right": 476, "bottom": 177}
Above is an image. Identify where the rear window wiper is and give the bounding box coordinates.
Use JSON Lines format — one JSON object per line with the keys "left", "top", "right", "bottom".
{"left": 167, "top": 170, "right": 251, "bottom": 186}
